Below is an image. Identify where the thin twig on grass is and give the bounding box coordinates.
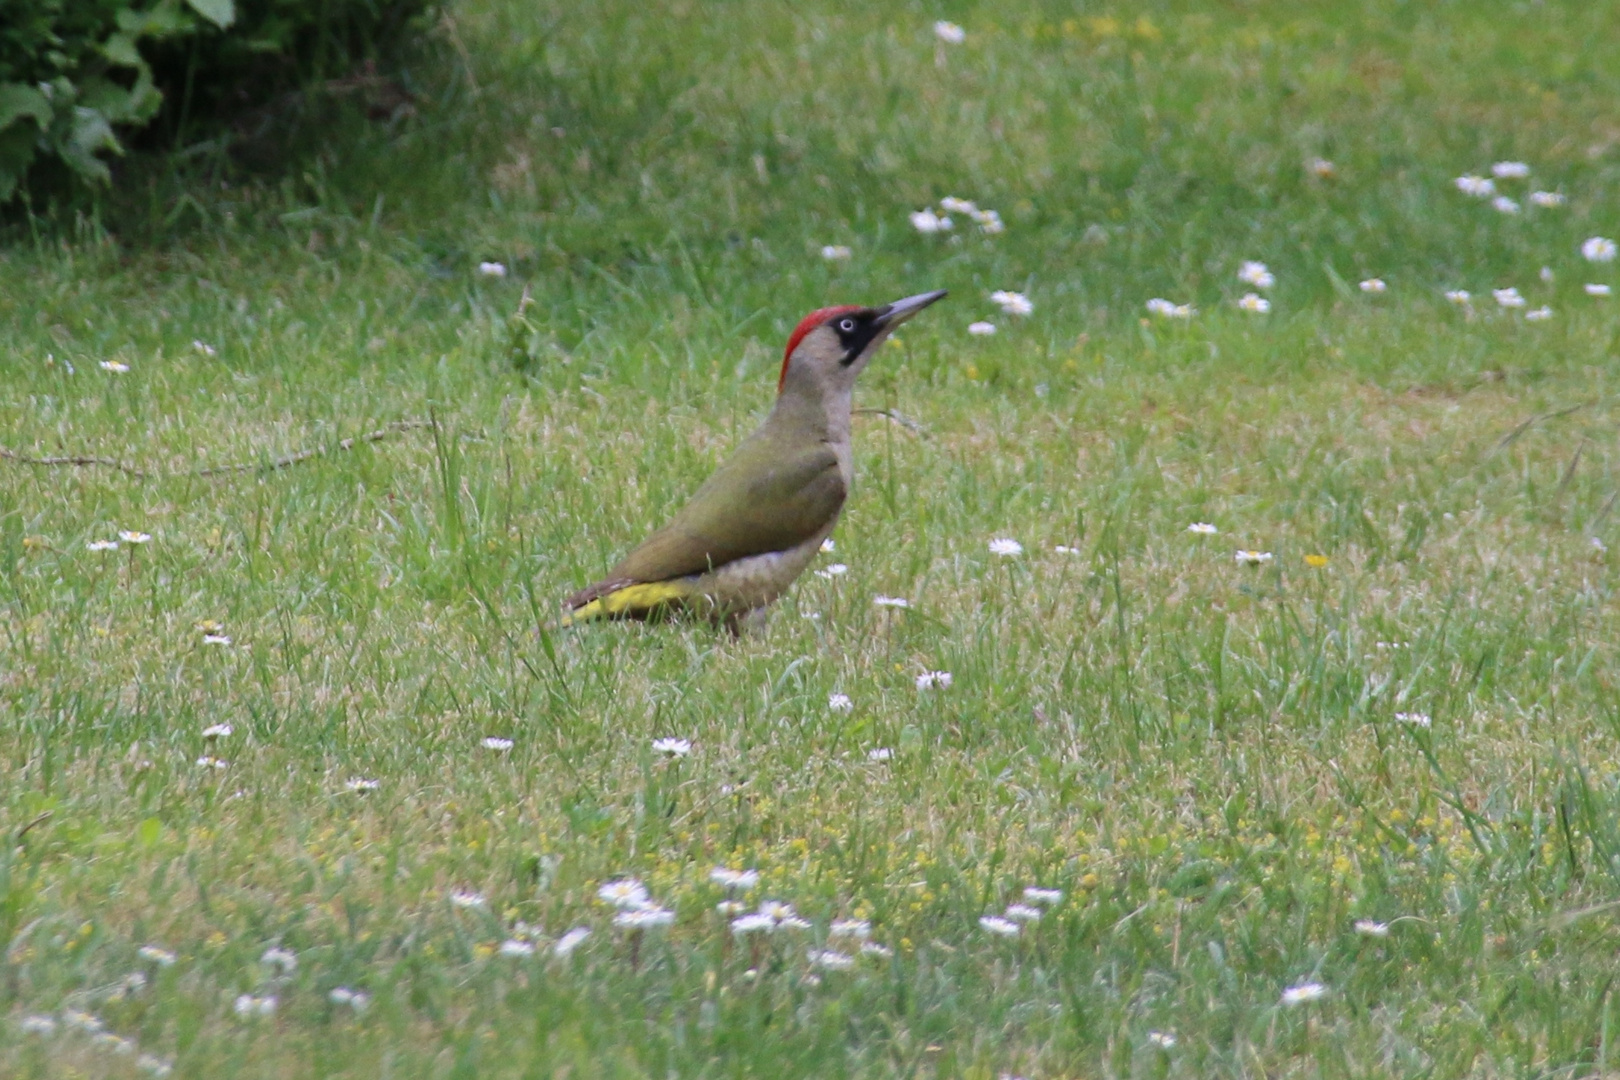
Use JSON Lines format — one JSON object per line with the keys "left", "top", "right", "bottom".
{"left": 193, "top": 419, "right": 438, "bottom": 476}
{"left": 1491, "top": 402, "right": 1590, "bottom": 455}
{"left": 0, "top": 446, "right": 148, "bottom": 477}
{"left": 0, "top": 419, "right": 436, "bottom": 481}
{"left": 854, "top": 407, "right": 929, "bottom": 437}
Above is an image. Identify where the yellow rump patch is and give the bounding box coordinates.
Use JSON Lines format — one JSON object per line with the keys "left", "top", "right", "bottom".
{"left": 560, "top": 580, "right": 695, "bottom": 626}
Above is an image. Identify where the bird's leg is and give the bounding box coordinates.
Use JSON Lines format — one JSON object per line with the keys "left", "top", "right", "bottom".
{"left": 722, "top": 607, "right": 770, "bottom": 638}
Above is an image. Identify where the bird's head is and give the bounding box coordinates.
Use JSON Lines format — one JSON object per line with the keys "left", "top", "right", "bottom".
{"left": 778, "top": 289, "right": 947, "bottom": 396}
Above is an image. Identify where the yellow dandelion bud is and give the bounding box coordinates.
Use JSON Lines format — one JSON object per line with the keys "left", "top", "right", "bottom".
{"left": 1304, "top": 554, "right": 1329, "bottom": 568}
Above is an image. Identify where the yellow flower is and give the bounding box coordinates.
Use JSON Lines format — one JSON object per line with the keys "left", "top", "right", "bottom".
{"left": 1304, "top": 554, "right": 1329, "bottom": 568}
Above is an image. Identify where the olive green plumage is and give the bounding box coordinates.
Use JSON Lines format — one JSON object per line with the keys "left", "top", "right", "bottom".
{"left": 560, "top": 289, "right": 946, "bottom": 627}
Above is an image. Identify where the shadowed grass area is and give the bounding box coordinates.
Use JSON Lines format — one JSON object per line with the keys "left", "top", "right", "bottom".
{"left": 3, "top": 1, "right": 1620, "bottom": 1077}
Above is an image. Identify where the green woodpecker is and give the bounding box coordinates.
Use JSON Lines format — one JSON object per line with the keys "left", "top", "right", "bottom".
{"left": 561, "top": 289, "right": 947, "bottom": 629}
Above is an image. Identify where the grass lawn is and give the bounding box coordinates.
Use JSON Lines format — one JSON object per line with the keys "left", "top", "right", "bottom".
{"left": 5, "top": 1, "right": 1620, "bottom": 1075}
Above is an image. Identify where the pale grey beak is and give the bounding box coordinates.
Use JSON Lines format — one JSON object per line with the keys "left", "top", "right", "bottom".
{"left": 873, "top": 289, "right": 948, "bottom": 329}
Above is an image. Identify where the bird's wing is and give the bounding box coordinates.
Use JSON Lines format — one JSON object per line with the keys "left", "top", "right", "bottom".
{"left": 564, "top": 439, "right": 845, "bottom": 611}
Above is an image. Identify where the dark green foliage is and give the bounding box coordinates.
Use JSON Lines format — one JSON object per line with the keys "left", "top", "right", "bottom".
{"left": 0, "top": 0, "right": 433, "bottom": 203}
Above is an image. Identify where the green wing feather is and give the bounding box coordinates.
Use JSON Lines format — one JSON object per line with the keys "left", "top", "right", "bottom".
{"left": 564, "top": 429, "right": 845, "bottom": 616}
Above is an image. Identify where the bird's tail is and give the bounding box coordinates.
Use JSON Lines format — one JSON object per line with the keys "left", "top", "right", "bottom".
{"left": 556, "top": 580, "right": 699, "bottom": 628}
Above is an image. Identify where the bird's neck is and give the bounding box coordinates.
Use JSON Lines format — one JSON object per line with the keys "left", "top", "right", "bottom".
{"left": 767, "top": 383, "right": 853, "bottom": 449}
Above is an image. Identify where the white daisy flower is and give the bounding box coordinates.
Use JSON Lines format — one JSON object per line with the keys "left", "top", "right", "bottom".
{"left": 1585, "top": 283, "right": 1612, "bottom": 297}
{"left": 910, "top": 209, "right": 950, "bottom": 234}
{"left": 1540, "top": 265, "right": 1555, "bottom": 283}
{"left": 615, "top": 906, "right": 675, "bottom": 928}
{"left": 756, "top": 900, "right": 811, "bottom": 929}
{"left": 499, "top": 939, "right": 536, "bottom": 957}
{"left": 1354, "top": 919, "right": 1390, "bottom": 937}
{"left": 1454, "top": 175, "right": 1495, "bottom": 197}
{"left": 1023, "top": 887, "right": 1063, "bottom": 905}
{"left": 816, "top": 563, "right": 849, "bottom": 579}
{"left": 1491, "top": 161, "right": 1530, "bottom": 179}
{"left": 1529, "top": 190, "right": 1565, "bottom": 208}
{"left": 344, "top": 777, "right": 379, "bottom": 792}
{"left": 933, "top": 20, "right": 966, "bottom": 43}
{"left": 820, "top": 538, "right": 835, "bottom": 553}
{"left": 137, "top": 1055, "right": 174, "bottom": 1077}
{"left": 939, "top": 196, "right": 978, "bottom": 214}
{"left": 18, "top": 1014, "right": 57, "bottom": 1035}
{"left": 1583, "top": 237, "right": 1618, "bottom": 263}
{"left": 730, "top": 913, "right": 777, "bottom": 935}
{"left": 100, "top": 360, "right": 130, "bottom": 373}
{"left": 1307, "top": 158, "right": 1335, "bottom": 178}
{"left": 1444, "top": 290, "right": 1471, "bottom": 305}
{"left": 260, "top": 947, "right": 297, "bottom": 973}
{"left": 202, "top": 634, "right": 231, "bottom": 646}
{"left": 1004, "top": 903, "right": 1042, "bottom": 923}
{"left": 1281, "top": 982, "right": 1328, "bottom": 1005}
{"left": 868, "top": 747, "right": 893, "bottom": 762}
{"left": 1238, "top": 293, "right": 1270, "bottom": 313}
{"left": 1149, "top": 1031, "right": 1177, "bottom": 1048}
{"left": 92, "top": 1032, "right": 136, "bottom": 1054}
{"left": 968, "top": 321, "right": 997, "bottom": 336}
{"left": 233, "top": 994, "right": 277, "bottom": 1017}
{"left": 554, "top": 927, "right": 591, "bottom": 957}
{"left": 1491, "top": 196, "right": 1520, "bottom": 214}
{"left": 138, "top": 945, "right": 177, "bottom": 965}
{"left": 192, "top": 339, "right": 217, "bottom": 357}
{"left": 979, "top": 915, "right": 1021, "bottom": 937}
{"left": 989, "top": 290, "right": 1033, "bottom": 316}
{"left": 808, "top": 948, "right": 855, "bottom": 970}
{"left": 1359, "top": 278, "right": 1387, "bottom": 294}
{"left": 820, "top": 245, "right": 851, "bottom": 261}
{"left": 195, "top": 756, "right": 227, "bottom": 769}
{"left": 1234, "top": 550, "right": 1273, "bottom": 565}
{"left": 481, "top": 736, "right": 514, "bottom": 751}
{"left": 61, "top": 1009, "right": 104, "bottom": 1033}
{"left": 118, "top": 530, "right": 152, "bottom": 544}
{"left": 873, "top": 595, "right": 910, "bottom": 608}
{"left": 1187, "top": 523, "right": 1218, "bottom": 535}
{"left": 1525, "top": 306, "right": 1553, "bottom": 321}
{"left": 829, "top": 918, "right": 871, "bottom": 940}
{"left": 710, "top": 867, "right": 760, "bottom": 890}
{"left": 477, "top": 262, "right": 507, "bottom": 277}
{"left": 1395, "top": 711, "right": 1432, "bottom": 728}
{"left": 716, "top": 900, "right": 747, "bottom": 915}
{"left": 202, "top": 723, "right": 232, "bottom": 739}
{"left": 988, "top": 537, "right": 1023, "bottom": 556}
{"left": 328, "top": 987, "right": 370, "bottom": 1010}
{"left": 860, "top": 941, "right": 894, "bottom": 958}
{"left": 598, "top": 879, "right": 650, "bottom": 908}
{"left": 915, "top": 670, "right": 953, "bottom": 690}
{"left": 652, "top": 737, "right": 691, "bottom": 757}
{"left": 1146, "top": 298, "right": 1196, "bottom": 318}
{"left": 86, "top": 539, "right": 119, "bottom": 551}
{"left": 973, "top": 209, "right": 1005, "bottom": 234}
{"left": 828, "top": 693, "right": 854, "bottom": 713}
{"left": 449, "top": 890, "right": 488, "bottom": 909}
{"left": 1238, "top": 261, "right": 1274, "bottom": 288}
{"left": 1054, "top": 545, "right": 1081, "bottom": 554}
{"left": 1493, "top": 287, "right": 1526, "bottom": 308}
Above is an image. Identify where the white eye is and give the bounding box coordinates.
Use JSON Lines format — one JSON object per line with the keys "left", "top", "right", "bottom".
{"left": 838, "top": 318, "right": 857, "bottom": 332}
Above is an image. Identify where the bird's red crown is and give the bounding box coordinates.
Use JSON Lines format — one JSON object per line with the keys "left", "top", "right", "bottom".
{"left": 780, "top": 305, "right": 862, "bottom": 392}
